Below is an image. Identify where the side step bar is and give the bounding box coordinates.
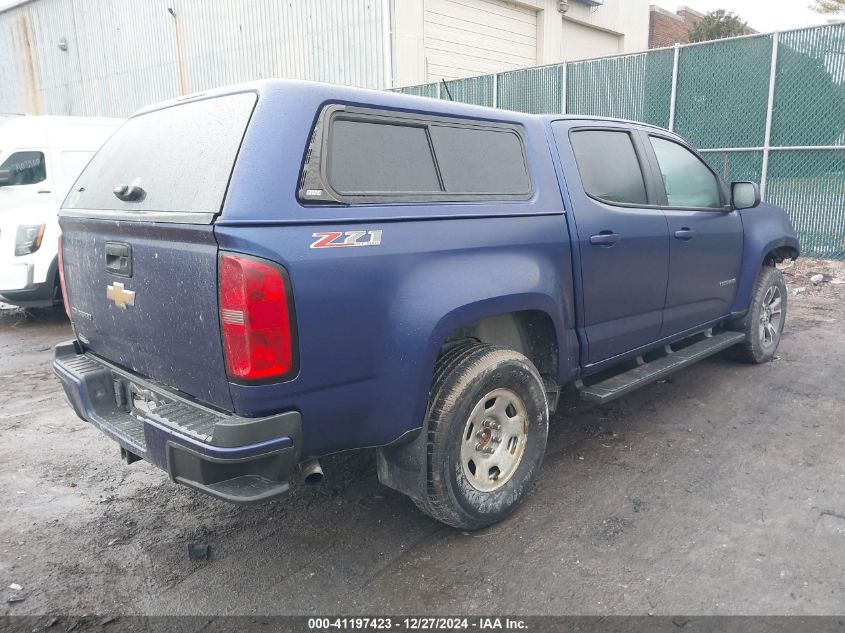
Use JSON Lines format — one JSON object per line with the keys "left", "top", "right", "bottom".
{"left": 578, "top": 330, "right": 746, "bottom": 405}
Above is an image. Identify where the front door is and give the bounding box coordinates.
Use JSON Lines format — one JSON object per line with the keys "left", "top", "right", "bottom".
{"left": 553, "top": 122, "right": 670, "bottom": 365}
{"left": 642, "top": 134, "right": 743, "bottom": 336}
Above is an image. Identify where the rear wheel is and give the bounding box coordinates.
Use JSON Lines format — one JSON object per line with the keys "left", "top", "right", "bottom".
{"left": 734, "top": 265, "right": 787, "bottom": 364}
{"left": 414, "top": 344, "right": 549, "bottom": 530}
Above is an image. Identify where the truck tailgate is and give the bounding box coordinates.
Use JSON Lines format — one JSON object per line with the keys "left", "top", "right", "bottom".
{"left": 61, "top": 217, "right": 231, "bottom": 410}
{"left": 57, "top": 91, "right": 259, "bottom": 411}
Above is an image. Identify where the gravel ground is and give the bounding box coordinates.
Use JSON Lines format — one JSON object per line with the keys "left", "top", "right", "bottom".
{"left": 1, "top": 259, "right": 843, "bottom": 616}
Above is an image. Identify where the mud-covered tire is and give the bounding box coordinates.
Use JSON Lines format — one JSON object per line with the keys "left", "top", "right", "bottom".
{"left": 414, "top": 343, "right": 549, "bottom": 530}
{"left": 733, "top": 265, "right": 787, "bottom": 364}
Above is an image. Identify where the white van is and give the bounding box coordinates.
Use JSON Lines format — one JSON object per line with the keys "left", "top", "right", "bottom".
{"left": 0, "top": 114, "right": 123, "bottom": 308}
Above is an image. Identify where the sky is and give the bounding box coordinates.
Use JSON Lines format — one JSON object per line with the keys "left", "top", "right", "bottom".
{"left": 679, "top": 0, "right": 842, "bottom": 33}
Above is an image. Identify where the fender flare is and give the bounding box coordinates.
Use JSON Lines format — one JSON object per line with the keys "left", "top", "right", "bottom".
{"left": 378, "top": 293, "right": 567, "bottom": 501}
{"left": 730, "top": 235, "right": 800, "bottom": 320}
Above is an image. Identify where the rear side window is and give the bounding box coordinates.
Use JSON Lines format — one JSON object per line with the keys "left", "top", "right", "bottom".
{"left": 65, "top": 92, "right": 256, "bottom": 216}
{"left": 301, "top": 107, "right": 531, "bottom": 204}
{"left": 569, "top": 130, "right": 647, "bottom": 206}
{"left": 649, "top": 136, "right": 723, "bottom": 209}
{"left": 59, "top": 151, "right": 94, "bottom": 180}
{"left": 0, "top": 151, "right": 46, "bottom": 185}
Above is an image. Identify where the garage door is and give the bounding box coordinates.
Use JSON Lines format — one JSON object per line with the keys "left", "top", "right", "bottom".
{"left": 424, "top": 0, "right": 538, "bottom": 81}
{"left": 561, "top": 19, "right": 623, "bottom": 61}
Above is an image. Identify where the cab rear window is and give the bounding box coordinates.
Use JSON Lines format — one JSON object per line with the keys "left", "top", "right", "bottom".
{"left": 64, "top": 92, "right": 256, "bottom": 215}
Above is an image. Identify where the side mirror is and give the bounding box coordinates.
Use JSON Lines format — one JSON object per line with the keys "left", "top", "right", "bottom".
{"left": 731, "top": 181, "right": 761, "bottom": 210}
{"left": 0, "top": 170, "right": 13, "bottom": 187}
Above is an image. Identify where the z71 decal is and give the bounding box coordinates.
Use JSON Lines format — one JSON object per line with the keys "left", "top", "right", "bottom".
{"left": 310, "top": 230, "right": 383, "bottom": 249}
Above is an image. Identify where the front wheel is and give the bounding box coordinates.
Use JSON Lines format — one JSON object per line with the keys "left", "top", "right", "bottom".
{"left": 734, "top": 265, "right": 787, "bottom": 364}
{"left": 414, "top": 344, "right": 549, "bottom": 530}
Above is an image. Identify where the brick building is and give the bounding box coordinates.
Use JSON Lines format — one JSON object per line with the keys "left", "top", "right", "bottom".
{"left": 650, "top": 5, "right": 700, "bottom": 47}
{"left": 649, "top": 5, "right": 756, "bottom": 48}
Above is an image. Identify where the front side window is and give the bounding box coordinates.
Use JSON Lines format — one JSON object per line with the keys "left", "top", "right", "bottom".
{"left": 649, "top": 136, "right": 723, "bottom": 209}
{"left": 569, "top": 130, "right": 648, "bottom": 205}
{"left": 0, "top": 151, "right": 46, "bottom": 185}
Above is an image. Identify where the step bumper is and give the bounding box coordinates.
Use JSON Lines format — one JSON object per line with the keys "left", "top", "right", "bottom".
{"left": 53, "top": 340, "right": 302, "bottom": 504}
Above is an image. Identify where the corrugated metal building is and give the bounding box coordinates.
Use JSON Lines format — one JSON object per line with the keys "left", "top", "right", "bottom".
{"left": 0, "top": 0, "right": 649, "bottom": 117}
{"left": 0, "top": 0, "right": 391, "bottom": 116}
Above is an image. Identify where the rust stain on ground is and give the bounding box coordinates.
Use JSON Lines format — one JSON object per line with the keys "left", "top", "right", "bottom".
{"left": 16, "top": 13, "right": 42, "bottom": 114}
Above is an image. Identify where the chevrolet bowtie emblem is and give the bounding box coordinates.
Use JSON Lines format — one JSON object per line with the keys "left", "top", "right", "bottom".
{"left": 106, "top": 282, "right": 136, "bottom": 309}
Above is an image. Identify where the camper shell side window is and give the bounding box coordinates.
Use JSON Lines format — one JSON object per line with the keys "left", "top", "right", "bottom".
{"left": 298, "top": 105, "right": 533, "bottom": 205}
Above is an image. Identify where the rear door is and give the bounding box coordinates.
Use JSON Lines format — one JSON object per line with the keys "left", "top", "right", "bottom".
{"left": 60, "top": 91, "right": 258, "bottom": 410}
{"left": 641, "top": 133, "right": 743, "bottom": 336}
{"left": 552, "top": 122, "right": 669, "bottom": 365}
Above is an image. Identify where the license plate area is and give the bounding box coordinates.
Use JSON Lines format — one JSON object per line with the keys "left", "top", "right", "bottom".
{"left": 128, "top": 382, "right": 161, "bottom": 416}
{"left": 110, "top": 377, "right": 165, "bottom": 419}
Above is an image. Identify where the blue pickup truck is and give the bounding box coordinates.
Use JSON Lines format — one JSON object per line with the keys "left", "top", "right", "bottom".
{"left": 53, "top": 80, "right": 799, "bottom": 529}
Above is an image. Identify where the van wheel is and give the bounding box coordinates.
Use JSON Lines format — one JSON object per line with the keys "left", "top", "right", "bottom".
{"left": 414, "top": 344, "right": 548, "bottom": 530}
{"left": 734, "top": 265, "right": 787, "bottom": 364}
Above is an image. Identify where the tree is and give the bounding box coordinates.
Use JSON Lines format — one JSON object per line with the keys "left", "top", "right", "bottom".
{"left": 688, "top": 10, "right": 749, "bottom": 43}
{"left": 810, "top": 0, "right": 844, "bottom": 13}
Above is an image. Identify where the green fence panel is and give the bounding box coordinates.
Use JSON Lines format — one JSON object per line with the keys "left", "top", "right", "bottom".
{"left": 767, "top": 149, "right": 845, "bottom": 259}
{"left": 772, "top": 24, "right": 845, "bottom": 148}
{"left": 675, "top": 35, "right": 772, "bottom": 149}
{"left": 566, "top": 49, "right": 674, "bottom": 127}
{"left": 397, "top": 83, "right": 439, "bottom": 99}
{"left": 441, "top": 76, "right": 495, "bottom": 107}
{"left": 393, "top": 24, "right": 845, "bottom": 259}
{"left": 497, "top": 65, "right": 563, "bottom": 114}
{"left": 701, "top": 150, "right": 764, "bottom": 184}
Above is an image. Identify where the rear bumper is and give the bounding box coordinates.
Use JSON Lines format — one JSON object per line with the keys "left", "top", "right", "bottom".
{"left": 53, "top": 340, "right": 302, "bottom": 504}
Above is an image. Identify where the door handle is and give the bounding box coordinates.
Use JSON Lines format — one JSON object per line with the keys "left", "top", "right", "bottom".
{"left": 589, "top": 232, "right": 620, "bottom": 247}
{"left": 105, "top": 242, "right": 132, "bottom": 277}
{"left": 37, "top": 190, "right": 52, "bottom": 194}
{"left": 674, "top": 228, "right": 696, "bottom": 241}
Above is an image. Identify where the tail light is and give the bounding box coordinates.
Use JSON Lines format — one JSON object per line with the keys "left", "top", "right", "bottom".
{"left": 57, "top": 235, "right": 71, "bottom": 318}
{"left": 218, "top": 252, "right": 298, "bottom": 382}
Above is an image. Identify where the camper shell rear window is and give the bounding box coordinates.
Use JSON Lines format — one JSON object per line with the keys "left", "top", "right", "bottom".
{"left": 64, "top": 92, "right": 256, "bottom": 219}
{"left": 298, "top": 105, "right": 533, "bottom": 204}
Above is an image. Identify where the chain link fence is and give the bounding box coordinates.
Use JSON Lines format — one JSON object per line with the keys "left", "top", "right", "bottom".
{"left": 396, "top": 23, "right": 845, "bottom": 259}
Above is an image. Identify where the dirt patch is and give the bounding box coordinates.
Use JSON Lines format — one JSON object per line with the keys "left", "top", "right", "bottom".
{"left": 779, "top": 257, "right": 845, "bottom": 299}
